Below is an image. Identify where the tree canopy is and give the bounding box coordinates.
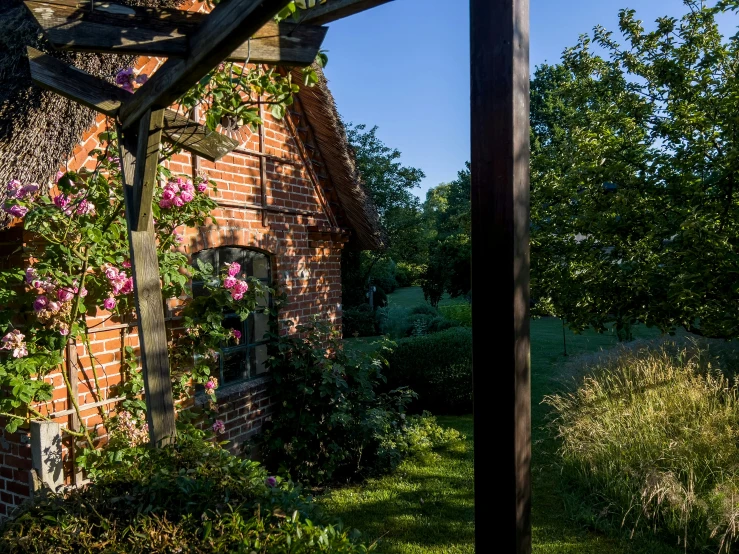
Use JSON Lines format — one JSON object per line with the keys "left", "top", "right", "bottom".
{"left": 531, "top": 0, "right": 739, "bottom": 339}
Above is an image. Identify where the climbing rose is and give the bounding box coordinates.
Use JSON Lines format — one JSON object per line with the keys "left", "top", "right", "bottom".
{"left": 197, "top": 181, "right": 208, "bottom": 193}
{"left": 58, "top": 324, "right": 69, "bottom": 337}
{"left": 173, "top": 196, "right": 185, "bottom": 207}
{"left": 21, "top": 183, "right": 40, "bottom": 197}
{"left": 6, "top": 205, "right": 28, "bottom": 218}
{"left": 25, "top": 267, "right": 37, "bottom": 284}
{"left": 57, "top": 288, "right": 74, "bottom": 302}
{"left": 1, "top": 330, "right": 27, "bottom": 358}
{"left": 103, "top": 297, "right": 116, "bottom": 310}
{"left": 179, "top": 190, "right": 194, "bottom": 203}
{"left": 122, "top": 261, "right": 131, "bottom": 269}
{"left": 33, "top": 295, "right": 48, "bottom": 312}
{"left": 265, "top": 476, "right": 277, "bottom": 488}
{"left": 48, "top": 301, "right": 61, "bottom": 313}
{"left": 226, "top": 262, "right": 241, "bottom": 277}
{"left": 212, "top": 420, "right": 225, "bottom": 434}
{"left": 223, "top": 276, "right": 237, "bottom": 289}
{"left": 205, "top": 377, "right": 219, "bottom": 392}
{"left": 6, "top": 180, "right": 22, "bottom": 198}
{"left": 105, "top": 267, "right": 119, "bottom": 280}
{"left": 233, "top": 330, "right": 242, "bottom": 342}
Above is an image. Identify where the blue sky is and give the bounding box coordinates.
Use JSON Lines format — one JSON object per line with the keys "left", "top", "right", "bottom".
{"left": 320, "top": 0, "right": 738, "bottom": 200}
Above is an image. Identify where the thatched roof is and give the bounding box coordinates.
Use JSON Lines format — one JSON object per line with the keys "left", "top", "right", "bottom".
{"left": 0, "top": 0, "right": 384, "bottom": 249}
{"left": 0, "top": 0, "right": 180, "bottom": 229}
{"left": 291, "top": 66, "right": 384, "bottom": 250}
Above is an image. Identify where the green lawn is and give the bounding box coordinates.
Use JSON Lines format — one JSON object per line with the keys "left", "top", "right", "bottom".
{"left": 385, "top": 287, "right": 468, "bottom": 309}
{"left": 330, "top": 287, "right": 684, "bottom": 553}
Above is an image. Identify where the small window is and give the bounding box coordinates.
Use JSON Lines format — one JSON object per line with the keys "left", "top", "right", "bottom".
{"left": 192, "top": 247, "right": 273, "bottom": 386}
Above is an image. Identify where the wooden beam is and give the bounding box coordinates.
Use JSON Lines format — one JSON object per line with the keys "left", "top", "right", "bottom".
{"left": 470, "top": 0, "right": 531, "bottom": 553}
{"left": 119, "top": 0, "right": 291, "bottom": 128}
{"left": 299, "top": 0, "right": 392, "bottom": 25}
{"left": 27, "top": 47, "right": 237, "bottom": 161}
{"left": 119, "top": 126, "right": 177, "bottom": 447}
{"left": 133, "top": 109, "right": 164, "bottom": 232}
{"left": 24, "top": 0, "right": 327, "bottom": 65}
{"left": 27, "top": 46, "right": 125, "bottom": 117}
{"left": 162, "top": 110, "right": 238, "bottom": 162}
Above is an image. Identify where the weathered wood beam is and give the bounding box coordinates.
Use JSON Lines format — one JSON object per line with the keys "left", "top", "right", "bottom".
{"left": 24, "top": 0, "right": 327, "bottom": 65}
{"left": 119, "top": 0, "right": 291, "bottom": 128}
{"left": 119, "top": 126, "right": 177, "bottom": 447}
{"left": 162, "top": 111, "right": 239, "bottom": 162}
{"left": 470, "top": 0, "right": 531, "bottom": 552}
{"left": 27, "top": 46, "right": 124, "bottom": 117}
{"left": 26, "top": 47, "right": 237, "bottom": 161}
{"left": 133, "top": 109, "right": 164, "bottom": 232}
{"left": 298, "top": 0, "right": 393, "bottom": 25}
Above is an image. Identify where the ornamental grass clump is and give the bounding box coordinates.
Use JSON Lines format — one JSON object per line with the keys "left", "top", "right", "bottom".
{"left": 545, "top": 338, "right": 739, "bottom": 552}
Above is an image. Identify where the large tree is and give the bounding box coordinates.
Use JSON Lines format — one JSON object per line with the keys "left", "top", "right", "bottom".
{"left": 341, "top": 123, "right": 426, "bottom": 305}
{"left": 531, "top": 0, "right": 739, "bottom": 339}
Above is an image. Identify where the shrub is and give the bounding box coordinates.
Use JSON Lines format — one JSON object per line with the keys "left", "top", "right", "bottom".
{"left": 369, "top": 258, "right": 397, "bottom": 294}
{"left": 373, "top": 286, "right": 388, "bottom": 308}
{"left": 408, "top": 304, "right": 439, "bottom": 317}
{"left": 395, "top": 262, "right": 426, "bottom": 288}
{"left": 375, "top": 305, "right": 411, "bottom": 339}
{"left": 343, "top": 304, "right": 377, "bottom": 337}
{"left": 545, "top": 338, "right": 739, "bottom": 551}
{"left": 440, "top": 303, "right": 472, "bottom": 327}
{"left": 0, "top": 431, "right": 373, "bottom": 553}
{"left": 255, "top": 321, "right": 455, "bottom": 485}
{"left": 384, "top": 327, "right": 472, "bottom": 414}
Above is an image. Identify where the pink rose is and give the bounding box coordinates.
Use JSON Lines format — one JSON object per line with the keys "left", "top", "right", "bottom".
{"left": 179, "top": 190, "right": 194, "bottom": 203}
{"left": 48, "top": 301, "right": 61, "bottom": 313}
{"left": 159, "top": 197, "right": 173, "bottom": 209}
{"left": 173, "top": 195, "right": 185, "bottom": 207}
{"left": 25, "top": 267, "right": 37, "bottom": 284}
{"left": 54, "top": 171, "right": 64, "bottom": 184}
{"left": 161, "top": 189, "right": 176, "bottom": 201}
{"left": 21, "top": 183, "right": 40, "bottom": 197}
{"left": 53, "top": 195, "right": 69, "bottom": 209}
{"left": 7, "top": 205, "right": 28, "bottom": 218}
{"left": 6, "top": 180, "right": 22, "bottom": 198}
{"left": 231, "top": 292, "right": 244, "bottom": 301}
{"left": 105, "top": 267, "right": 119, "bottom": 280}
{"left": 233, "top": 280, "right": 249, "bottom": 294}
{"left": 226, "top": 262, "right": 241, "bottom": 277}
{"left": 223, "top": 276, "right": 237, "bottom": 289}
{"left": 212, "top": 420, "right": 225, "bottom": 434}
{"left": 181, "top": 181, "right": 195, "bottom": 195}
{"left": 103, "top": 297, "right": 116, "bottom": 310}
{"left": 120, "top": 277, "right": 134, "bottom": 295}
{"left": 59, "top": 325, "right": 69, "bottom": 336}
{"left": 122, "top": 261, "right": 131, "bottom": 269}
{"left": 33, "top": 295, "right": 48, "bottom": 312}
{"left": 197, "top": 182, "right": 208, "bottom": 193}
{"left": 57, "top": 288, "right": 74, "bottom": 302}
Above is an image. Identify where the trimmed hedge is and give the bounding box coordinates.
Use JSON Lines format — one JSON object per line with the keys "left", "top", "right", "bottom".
{"left": 384, "top": 327, "right": 472, "bottom": 414}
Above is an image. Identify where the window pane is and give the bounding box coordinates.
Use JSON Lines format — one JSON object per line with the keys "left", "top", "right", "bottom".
{"left": 252, "top": 254, "right": 270, "bottom": 279}
{"left": 253, "top": 312, "right": 269, "bottom": 343}
{"left": 254, "top": 344, "right": 268, "bottom": 375}
{"left": 222, "top": 348, "right": 249, "bottom": 383}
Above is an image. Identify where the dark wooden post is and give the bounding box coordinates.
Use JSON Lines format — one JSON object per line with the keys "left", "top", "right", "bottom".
{"left": 470, "top": 0, "right": 531, "bottom": 552}
{"left": 118, "top": 114, "right": 177, "bottom": 447}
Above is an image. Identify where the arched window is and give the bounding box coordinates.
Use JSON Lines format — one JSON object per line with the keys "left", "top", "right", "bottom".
{"left": 192, "top": 247, "right": 272, "bottom": 385}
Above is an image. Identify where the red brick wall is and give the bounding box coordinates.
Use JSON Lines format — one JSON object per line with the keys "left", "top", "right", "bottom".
{"left": 0, "top": 63, "right": 347, "bottom": 517}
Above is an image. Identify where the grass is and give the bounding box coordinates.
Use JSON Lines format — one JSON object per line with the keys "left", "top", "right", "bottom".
{"left": 385, "top": 287, "right": 468, "bottom": 310}
{"left": 334, "top": 287, "right": 683, "bottom": 553}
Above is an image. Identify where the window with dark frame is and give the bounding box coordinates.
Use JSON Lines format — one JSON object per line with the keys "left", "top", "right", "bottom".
{"left": 192, "top": 247, "right": 272, "bottom": 386}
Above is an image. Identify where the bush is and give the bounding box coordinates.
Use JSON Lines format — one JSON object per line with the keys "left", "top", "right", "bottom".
{"left": 395, "top": 263, "right": 426, "bottom": 287}
{"left": 545, "top": 338, "right": 739, "bottom": 551}
{"left": 440, "top": 304, "right": 472, "bottom": 327}
{"left": 343, "top": 304, "right": 377, "bottom": 337}
{"left": 0, "top": 432, "right": 373, "bottom": 553}
{"left": 376, "top": 305, "right": 460, "bottom": 339}
{"left": 255, "top": 321, "right": 455, "bottom": 485}
{"left": 369, "top": 258, "right": 397, "bottom": 294}
{"left": 408, "top": 304, "right": 439, "bottom": 317}
{"left": 375, "top": 305, "right": 411, "bottom": 339}
{"left": 384, "top": 327, "right": 472, "bottom": 414}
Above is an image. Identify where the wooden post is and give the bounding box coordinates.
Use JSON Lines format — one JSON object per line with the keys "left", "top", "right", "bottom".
{"left": 118, "top": 120, "right": 177, "bottom": 447}
{"left": 470, "top": 0, "right": 531, "bottom": 552}
{"left": 65, "top": 339, "right": 83, "bottom": 484}
{"left": 258, "top": 102, "right": 269, "bottom": 227}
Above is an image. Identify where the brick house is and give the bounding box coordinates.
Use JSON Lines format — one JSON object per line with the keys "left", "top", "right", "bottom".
{"left": 0, "top": 1, "right": 383, "bottom": 518}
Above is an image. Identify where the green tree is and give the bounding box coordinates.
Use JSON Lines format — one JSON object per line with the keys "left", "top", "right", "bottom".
{"left": 422, "top": 164, "right": 471, "bottom": 306}
{"left": 341, "top": 123, "right": 427, "bottom": 306}
{"left": 531, "top": 0, "right": 739, "bottom": 339}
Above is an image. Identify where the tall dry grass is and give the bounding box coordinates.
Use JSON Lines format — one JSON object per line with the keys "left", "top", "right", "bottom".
{"left": 545, "top": 338, "right": 739, "bottom": 552}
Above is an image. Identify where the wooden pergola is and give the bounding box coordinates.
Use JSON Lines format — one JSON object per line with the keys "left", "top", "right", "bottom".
{"left": 23, "top": 0, "right": 531, "bottom": 550}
